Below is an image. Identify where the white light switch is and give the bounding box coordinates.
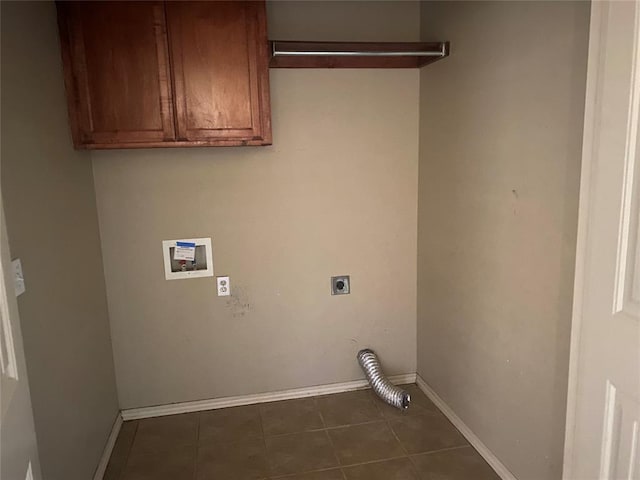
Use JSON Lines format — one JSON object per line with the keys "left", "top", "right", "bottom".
{"left": 12, "top": 259, "right": 25, "bottom": 297}
{"left": 217, "top": 276, "right": 230, "bottom": 296}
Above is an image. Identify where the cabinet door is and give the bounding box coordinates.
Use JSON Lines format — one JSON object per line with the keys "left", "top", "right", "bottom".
{"left": 167, "top": 1, "right": 272, "bottom": 145}
{"left": 57, "top": 1, "right": 175, "bottom": 148}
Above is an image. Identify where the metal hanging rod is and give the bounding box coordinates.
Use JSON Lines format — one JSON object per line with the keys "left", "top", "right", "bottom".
{"left": 271, "top": 42, "right": 447, "bottom": 58}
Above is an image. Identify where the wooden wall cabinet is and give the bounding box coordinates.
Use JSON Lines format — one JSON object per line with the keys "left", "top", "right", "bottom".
{"left": 57, "top": 1, "right": 272, "bottom": 149}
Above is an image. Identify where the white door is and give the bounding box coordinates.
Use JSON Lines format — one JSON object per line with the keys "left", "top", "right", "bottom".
{"left": 563, "top": 2, "right": 640, "bottom": 479}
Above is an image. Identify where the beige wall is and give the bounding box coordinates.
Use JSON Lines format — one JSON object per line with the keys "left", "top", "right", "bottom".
{"left": 1, "top": 2, "right": 120, "bottom": 479}
{"left": 92, "top": 1, "right": 420, "bottom": 409}
{"left": 417, "top": 2, "right": 589, "bottom": 480}
{"left": 266, "top": 0, "right": 420, "bottom": 42}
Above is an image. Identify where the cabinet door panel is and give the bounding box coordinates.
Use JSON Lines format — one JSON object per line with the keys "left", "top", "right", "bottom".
{"left": 167, "top": 1, "right": 271, "bottom": 144}
{"left": 58, "top": 1, "right": 175, "bottom": 147}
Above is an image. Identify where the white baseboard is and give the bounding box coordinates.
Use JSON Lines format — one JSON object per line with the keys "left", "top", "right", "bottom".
{"left": 93, "top": 412, "right": 123, "bottom": 480}
{"left": 121, "top": 373, "right": 417, "bottom": 421}
{"left": 415, "top": 375, "right": 517, "bottom": 480}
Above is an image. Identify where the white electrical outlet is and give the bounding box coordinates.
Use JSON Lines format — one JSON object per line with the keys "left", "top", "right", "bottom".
{"left": 216, "top": 276, "right": 230, "bottom": 296}
{"left": 12, "top": 259, "right": 25, "bottom": 297}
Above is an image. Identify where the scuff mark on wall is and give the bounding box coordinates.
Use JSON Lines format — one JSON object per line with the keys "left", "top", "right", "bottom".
{"left": 225, "top": 285, "right": 251, "bottom": 317}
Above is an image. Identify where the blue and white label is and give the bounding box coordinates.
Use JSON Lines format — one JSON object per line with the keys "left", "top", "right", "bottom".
{"left": 174, "top": 241, "right": 196, "bottom": 261}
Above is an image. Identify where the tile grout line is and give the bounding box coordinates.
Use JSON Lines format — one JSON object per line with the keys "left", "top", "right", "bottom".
{"left": 409, "top": 444, "right": 471, "bottom": 458}
{"left": 373, "top": 385, "right": 425, "bottom": 479}
{"left": 257, "top": 403, "right": 271, "bottom": 478}
{"left": 193, "top": 413, "right": 201, "bottom": 480}
{"left": 268, "top": 454, "right": 412, "bottom": 480}
{"left": 246, "top": 386, "right": 439, "bottom": 438}
{"left": 123, "top": 384, "right": 476, "bottom": 480}
{"left": 380, "top": 385, "right": 478, "bottom": 477}
{"left": 257, "top": 398, "right": 450, "bottom": 440}
{"left": 116, "top": 420, "right": 139, "bottom": 480}
{"left": 334, "top": 387, "right": 414, "bottom": 478}
{"left": 254, "top": 415, "right": 418, "bottom": 440}
{"left": 268, "top": 418, "right": 380, "bottom": 436}
{"left": 338, "top": 454, "right": 409, "bottom": 470}
{"left": 314, "top": 397, "right": 347, "bottom": 480}
{"left": 383, "top": 407, "right": 421, "bottom": 477}
{"left": 366, "top": 387, "right": 414, "bottom": 471}
{"left": 270, "top": 465, "right": 347, "bottom": 479}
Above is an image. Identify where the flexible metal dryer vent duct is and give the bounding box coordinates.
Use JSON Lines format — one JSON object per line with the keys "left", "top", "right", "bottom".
{"left": 357, "top": 348, "right": 410, "bottom": 410}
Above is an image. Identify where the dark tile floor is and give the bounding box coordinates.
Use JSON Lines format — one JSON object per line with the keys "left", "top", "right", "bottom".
{"left": 104, "top": 384, "right": 500, "bottom": 480}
